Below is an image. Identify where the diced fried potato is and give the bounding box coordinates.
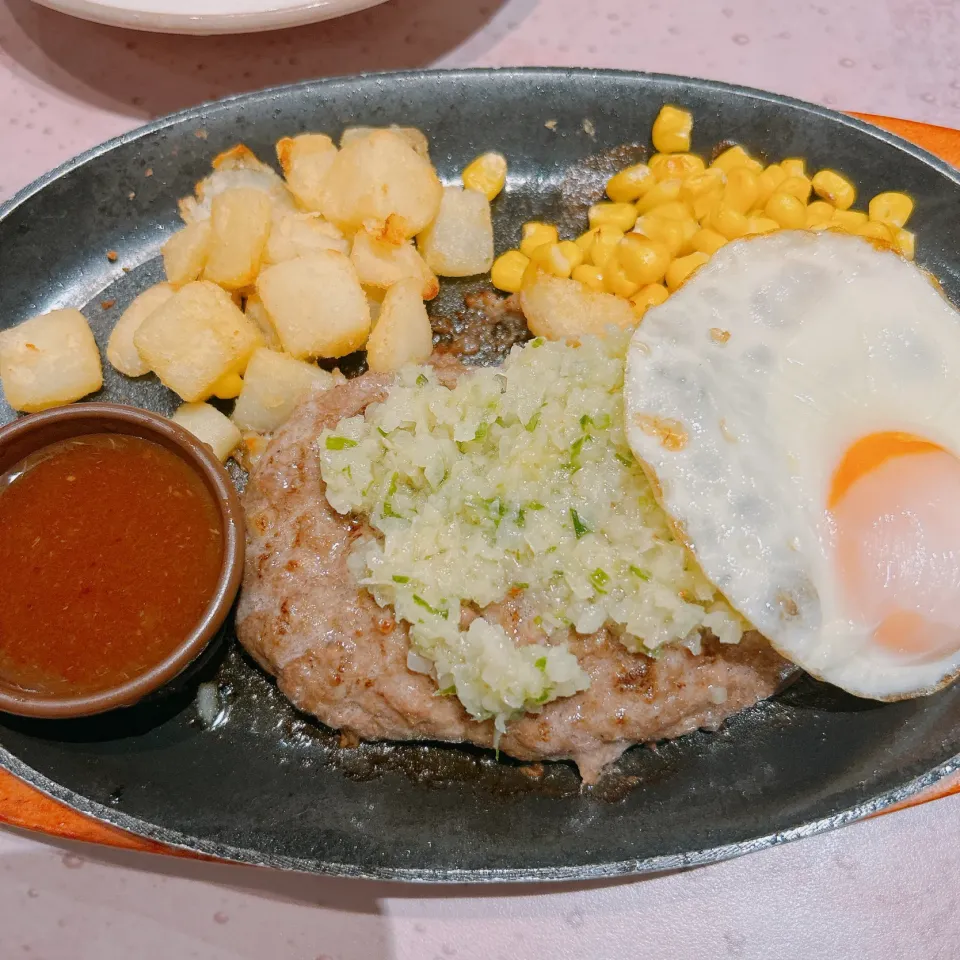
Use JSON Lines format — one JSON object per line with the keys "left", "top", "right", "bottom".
{"left": 351, "top": 225, "right": 439, "bottom": 299}
{"left": 171, "top": 402, "right": 241, "bottom": 462}
{"left": 276, "top": 134, "right": 338, "bottom": 212}
{"left": 417, "top": 186, "right": 494, "bottom": 277}
{"left": 340, "top": 126, "right": 430, "bottom": 159}
{"left": 519, "top": 274, "right": 636, "bottom": 340}
{"left": 0, "top": 309, "right": 102, "bottom": 412}
{"left": 232, "top": 347, "right": 335, "bottom": 432}
{"left": 366, "top": 279, "right": 434, "bottom": 373}
{"left": 202, "top": 188, "right": 273, "bottom": 290}
{"left": 134, "top": 281, "right": 264, "bottom": 402}
{"left": 320, "top": 130, "right": 442, "bottom": 238}
{"left": 264, "top": 212, "right": 348, "bottom": 264}
{"left": 162, "top": 221, "right": 211, "bottom": 288}
{"left": 107, "top": 283, "right": 175, "bottom": 376}
{"left": 257, "top": 251, "right": 371, "bottom": 359}
{"left": 244, "top": 293, "right": 282, "bottom": 351}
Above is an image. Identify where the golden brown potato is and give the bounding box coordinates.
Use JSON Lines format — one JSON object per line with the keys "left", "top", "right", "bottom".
{"left": 134, "top": 281, "right": 264, "bottom": 402}
{"left": 232, "top": 348, "right": 335, "bottom": 432}
{"left": 171, "top": 402, "right": 241, "bottom": 462}
{"left": 519, "top": 273, "right": 636, "bottom": 340}
{"left": 350, "top": 225, "right": 439, "bottom": 299}
{"left": 162, "top": 221, "right": 211, "bottom": 288}
{"left": 320, "top": 130, "right": 442, "bottom": 238}
{"left": 264, "top": 212, "right": 349, "bottom": 264}
{"left": 276, "top": 134, "right": 338, "bottom": 212}
{"left": 244, "top": 293, "right": 282, "bottom": 351}
{"left": 417, "top": 186, "right": 494, "bottom": 277}
{"left": 340, "top": 125, "right": 430, "bottom": 159}
{"left": 366, "top": 278, "right": 433, "bottom": 373}
{"left": 202, "top": 188, "right": 273, "bottom": 290}
{"left": 107, "top": 283, "right": 175, "bottom": 377}
{"left": 256, "top": 251, "right": 371, "bottom": 359}
{"left": 0, "top": 309, "right": 103, "bottom": 412}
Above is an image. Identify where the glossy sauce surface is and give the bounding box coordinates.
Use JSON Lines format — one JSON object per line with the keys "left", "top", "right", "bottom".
{"left": 0, "top": 433, "right": 223, "bottom": 696}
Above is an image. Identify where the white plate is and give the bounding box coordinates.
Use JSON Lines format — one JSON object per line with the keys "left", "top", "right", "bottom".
{"left": 30, "top": 0, "right": 389, "bottom": 34}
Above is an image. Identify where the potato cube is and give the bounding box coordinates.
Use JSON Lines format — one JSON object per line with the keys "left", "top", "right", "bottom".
{"left": 134, "top": 281, "right": 264, "bottom": 402}
{"left": 257, "top": 252, "right": 371, "bottom": 359}
{"left": 366, "top": 279, "right": 433, "bottom": 373}
{"left": 202, "top": 188, "right": 273, "bottom": 290}
{"left": 519, "top": 274, "right": 636, "bottom": 341}
{"left": 162, "top": 220, "right": 211, "bottom": 288}
{"left": 232, "top": 348, "right": 335, "bottom": 432}
{"left": 417, "top": 186, "right": 494, "bottom": 277}
{"left": 107, "top": 283, "right": 175, "bottom": 377}
{"left": 244, "top": 293, "right": 282, "bottom": 351}
{"left": 264, "top": 212, "right": 348, "bottom": 264}
{"left": 276, "top": 134, "right": 338, "bottom": 212}
{"left": 351, "top": 225, "right": 439, "bottom": 299}
{"left": 320, "top": 130, "right": 442, "bottom": 238}
{"left": 0, "top": 309, "right": 103, "bottom": 413}
{"left": 171, "top": 402, "right": 241, "bottom": 462}
{"left": 340, "top": 125, "right": 430, "bottom": 159}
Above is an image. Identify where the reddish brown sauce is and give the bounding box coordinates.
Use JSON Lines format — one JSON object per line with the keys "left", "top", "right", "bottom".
{"left": 0, "top": 433, "right": 223, "bottom": 696}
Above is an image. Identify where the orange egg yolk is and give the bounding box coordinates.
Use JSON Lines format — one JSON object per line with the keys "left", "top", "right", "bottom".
{"left": 830, "top": 431, "right": 960, "bottom": 662}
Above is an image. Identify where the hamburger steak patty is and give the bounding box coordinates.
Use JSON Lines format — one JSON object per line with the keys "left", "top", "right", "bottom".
{"left": 236, "top": 368, "right": 795, "bottom": 783}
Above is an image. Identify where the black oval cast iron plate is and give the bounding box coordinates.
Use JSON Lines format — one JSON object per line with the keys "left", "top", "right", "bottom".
{"left": 1, "top": 69, "right": 959, "bottom": 883}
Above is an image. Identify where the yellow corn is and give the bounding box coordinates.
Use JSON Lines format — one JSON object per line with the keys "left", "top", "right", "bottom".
{"left": 855, "top": 221, "right": 894, "bottom": 245}
{"left": 681, "top": 169, "right": 725, "bottom": 200}
{"left": 832, "top": 209, "right": 868, "bottom": 231}
{"left": 868, "top": 191, "right": 914, "bottom": 228}
{"left": 691, "top": 228, "right": 728, "bottom": 255}
{"left": 490, "top": 249, "right": 530, "bottom": 293}
{"left": 645, "top": 200, "right": 694, "bottom": 221}
{"left": 462, "top": 152, "right": 508, "bottom": 201}
{"left": 805, "top": 200, "right": 835, "bottom": 227}
{"left": 603, "top": 258, "right": 640, "bottom": 298}
{"left": 692, "top": 189, "right": 724, "bottom": 221}
{"left": 520, "top": 222, "right": 559, "bottom": 258}
{"left": 588, "top": 202, "right": 638, "bottom": 232}
{"left": 521, "top": 259, "right": 542, "bottom": 289}
{"left": 755, "top": 164, "right": 787, "bottom": 205}
{"left": 780, "top": 158, "right": 806, "bottom": 178}
{"left": 212, "top": 372, "right": 244, "bottom": 400}
{"left": 744, "top": 216, "right": 780, "bottom": 236}
{"left": 707, "top": 204, "right": 749, "bottom": 240}
{"left": 894, "top": 228, "right": 915, "bottom": 260}
{"left": 635, "top": 179, "right": 683, "bottom": 215}
{"left": 629, "top": 283, "right": 670, "bottom": 318}
{"left": 635, "top": 215, "right": 698, "bottom": 256}
{"left": 812, "top": 169, "right": 856, "bottom": 210}
{"left": 606, "top": 163, "right": 656, "bottom": 203}
{"left": 616, "top": 234, "right": 672, "bottom": 285}
{"left": 649, "top": 152, "right": 705, "bottom": 181}
{"left": 575, "top": 228, "right": 599, "bottom": 254}
{"left": 547, "top": 240, "right": 585, "bottom": 278}
{"left": 665, "top": 252, "right": 710, "bottom": 291}
{"left": 764, "top": 192, "right": 806, "bottom": 229}
{"left": 711, "top": 145, "right": 763, "bottom": 174}
{"left": 778, "top": 175, "right": 813, "bottom": 203}
{"left": 588, "top": 224, "right": 625, "bottom": 269}
{"left": 724, "top": 167, "right": 760, "bottom": 214}
{"left": 652, "top": 105, "right": 693, "bottom": 154}
{"left": 571, "top": 264, "right": 605, "bottom": 291}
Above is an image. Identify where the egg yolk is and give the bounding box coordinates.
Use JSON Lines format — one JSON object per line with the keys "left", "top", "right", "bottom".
{"left": 831, "top": 432, "right": 960, "bottom": 663}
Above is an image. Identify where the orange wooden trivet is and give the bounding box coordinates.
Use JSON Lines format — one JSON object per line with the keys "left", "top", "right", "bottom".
{"left": 1, "top": 111, "right": 958, "bottom": 859}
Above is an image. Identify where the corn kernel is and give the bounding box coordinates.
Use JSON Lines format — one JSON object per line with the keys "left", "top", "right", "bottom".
{"left": 588, "top": 202, "right": 638, "bottom": 232}
{"left": 603, "top": 259, "right": 640, "bottom": 298}
{"left": 652, "top": 105, "right": 693, "bottom": 154}
{"left": 490, "top": 249, "right": 530, "bottom": 293}
{"left": 832, "top": 209, "right": 868, "bottom": 231}
{"left": 711, "top": 145, "right": 763, "bottom": 175}
{"left": 778, "top": 175, "right": 813, "bottom": 203}
{"left": 588, "top": 224, "right": 625, "bottom": 269}
{"left": 606, "top": 163, "right": 656, "bottom": 203}
{"left": 812, "top": 169, "right": 856, "bottom": 210}
{"left": 724, "top": 167, "right": 760, "bottom": 214}
{"left": 895, "top": 228, "right": 915, "bottom": 260}
{"left": 571, "top": 264, "right": 605, "bottom": 291}
{"left": 805, "top": 200, "right": 835, "bottom": 227}
{"left": 212, "top": 372, "right": 244, "bottom": 400}
{"left": 616, "top": 234, "right": 671, "bottom": 285}
{"left": 780, "top": 158, "right": 806, "bottom": 178}
{"left": 634, "top": 214, "right": 698, "bottom": 257}
{"left": 855, "top": 221, "right": 894, "bottom": 245}
{"left": 665, "top": 252, "right": 710, "bottom": 291}
{"left": 764, "top": 192, "right": 806, "bottom": 229}
{"left": 462, "top": 152, "right": 508, "bottom": 201}
{"left": 755, "top": 164, "right": 787, "bottom": 205}
{"left": 744, "top": 216, "right": 780, "bottom": 236}
{"left": 692, "top": 189, "right": 724, "bottom": 222}
{"left": 707, "top": 204, "right": 749, "bottom": 240}
{"left": 645, "top": 200, "right": 694, "bottom": 221}
{"left": 629, "top": 283, "right": 670, "bottom": 318}
{"left": 520, "top": 259, "right": 542, "bottom": 289}
{"left": 681, "top": 169, "right": 725, "bottom": 200}
{"left": 544, "top": 240, "right": 584, "bottom": 278}
{"left": 649, "top": 152, "right": 706, "bottom": 181}
{"left": 635, "top": 179, "right": 683, "bottom": 215}
{"left": 520, "top": 222, "right": 559, "bottom": 258}
{"left": 868, "top": 191, "right": 914, "bottom": 228}
{"left": 575, "top": 228, "right": 599, "bottom": 254}
{"left": 691, "top": 228, "right": 728, "bottom": 255}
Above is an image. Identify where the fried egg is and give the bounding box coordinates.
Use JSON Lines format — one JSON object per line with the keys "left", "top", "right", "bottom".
{"left": 624, "top": 230, "right": 960, "bottom": 700}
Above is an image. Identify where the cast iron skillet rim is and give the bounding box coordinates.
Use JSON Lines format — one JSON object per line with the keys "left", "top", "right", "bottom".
{"left": 1, "top": 67, "right": 959, "bottom": 882}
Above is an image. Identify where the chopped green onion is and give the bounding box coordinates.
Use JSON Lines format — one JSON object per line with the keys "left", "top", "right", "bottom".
{"left": 570, "top": 508, "right": 590, "bottom": 539}
{"left": 392, "top": 575, "right": 410, "bottom": 584}
{"left": 326, "top": 436, "right": 357, "bottom": 450}
{"left": 535, "top": 656, "right": 547, "bottom": 670}
{"left": 413, "top": 595, "right": 448, "bottom": 618}
{"left": 527, "top": 501, "right": 545, "bottom": 511}
{"left": 530, "top": 337, "right": 544, "bottom": 348}
{"left": 416, "top": 373, "right": 428, "bottom": 386}
{"left": 382, "top": 502, "right": 403, "bottom": 519}
{"left": 525, "top": 410, "right": 541, "bottom": 432}
{"left": 615, "top": 452, "right": 633, "bottom": 466}
{"left": 474, "top": 422, "right": 489, "bottom": 442}
{"left": 535, "top": 689, "right": 551, "bottom": 703}
{"left": 438, "top": 686, "right": 456, "bottom": 696}
{"left": 513, "top": 582, "right": 530, "bottom": 590}
{"left": 590, "top": 568, "right": 610, "bottom": 593}
{"left": 580, "top": 414, "right": 592, "bottom": 429}
{"left": 630, "top": 565, "right": 651, "bottom": 581}
{"left": 516, "top": 507, "right": 525, "bottom": 528}
{"left": 377, "top": 426, "right": 390, "bottom": 438}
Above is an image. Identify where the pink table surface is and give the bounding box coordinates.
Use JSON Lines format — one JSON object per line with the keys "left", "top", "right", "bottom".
{"left": 1, "top": 1, "right": 959, "bottom": 957}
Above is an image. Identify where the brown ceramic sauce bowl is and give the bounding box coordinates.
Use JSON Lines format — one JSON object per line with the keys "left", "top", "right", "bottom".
{"left": 0, "top": 403, "right": 245, "bottom": 719}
